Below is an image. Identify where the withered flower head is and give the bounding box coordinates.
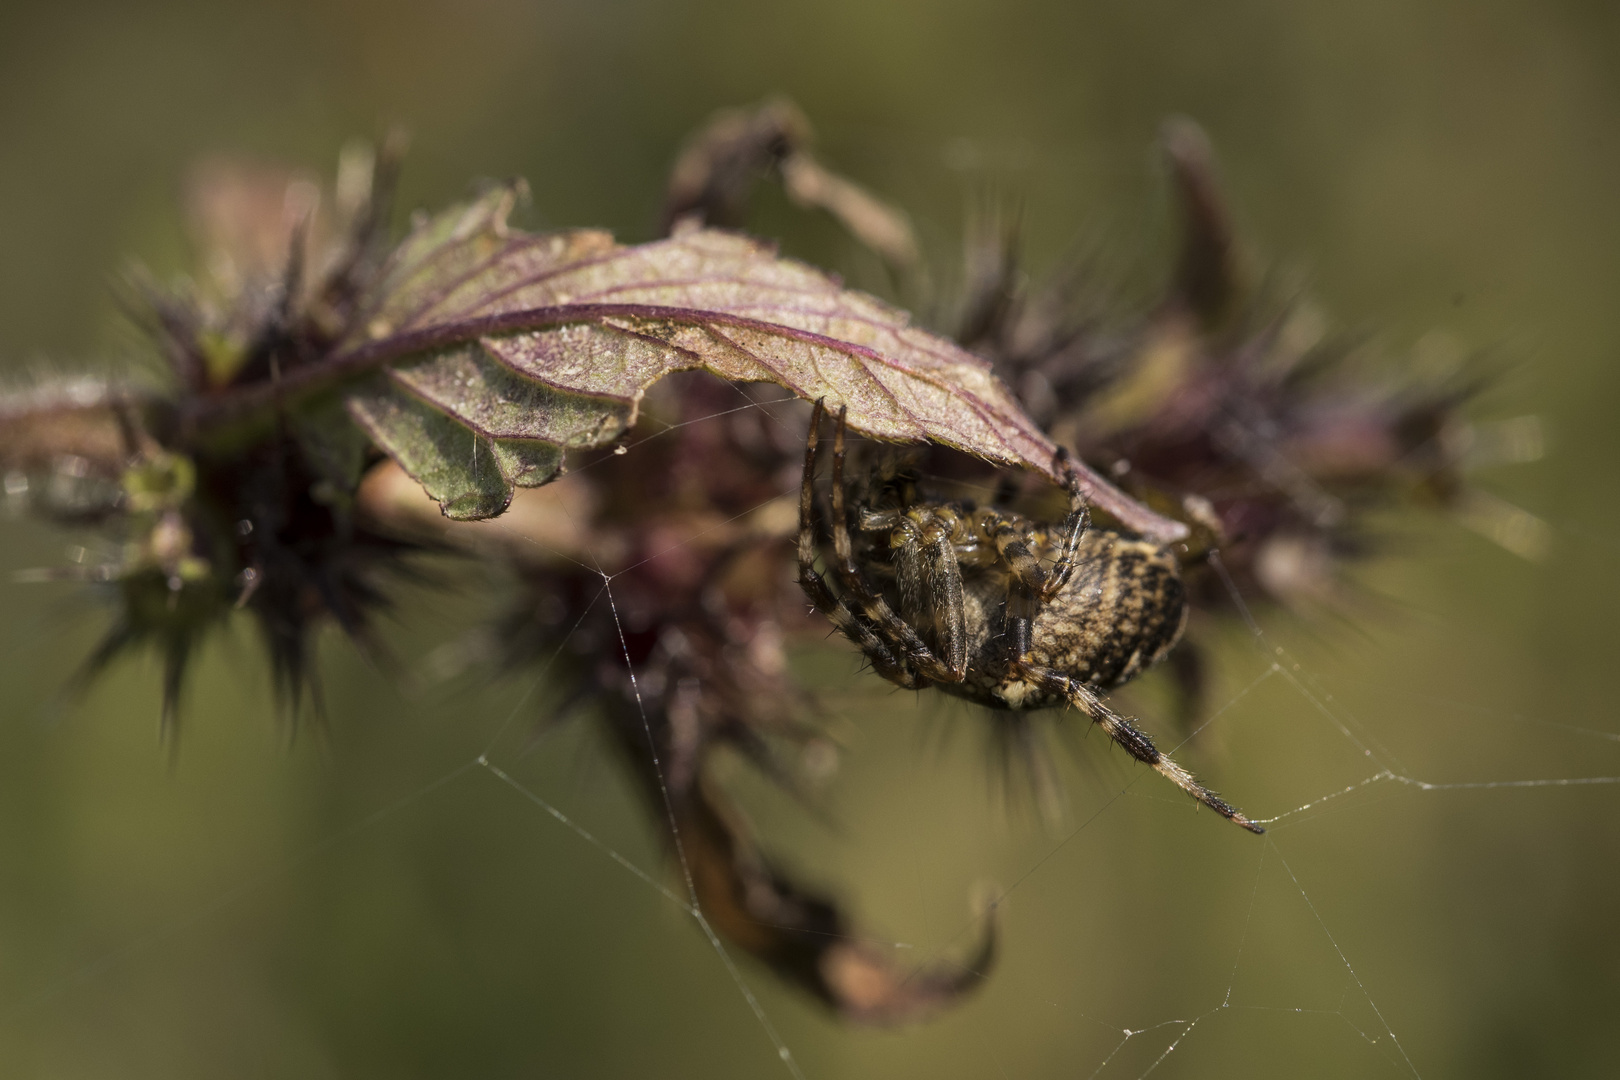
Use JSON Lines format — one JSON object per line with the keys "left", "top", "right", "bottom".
{"left": 4, "top": 133, "right": 420, "bottom": 731}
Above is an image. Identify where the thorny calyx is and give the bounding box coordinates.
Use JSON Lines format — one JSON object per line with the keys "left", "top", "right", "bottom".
{"left": 0, "top": 102, "right": 1530, "bottom": 1024}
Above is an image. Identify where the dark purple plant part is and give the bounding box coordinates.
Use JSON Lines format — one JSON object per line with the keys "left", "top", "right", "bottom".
{"left": 365, "top": 371, "right": 994, "bottom": 1023}
{"left": 662, "top": 98, "right": 921, "bottom": 274}
{"left": 3, "top": 136, "right": 422, "bottom": 724}
{"left": 676, "top": 772, "right": 995, "bottom": 1026}
{"left": 604, "top": 598, "right": 993, "bottom": 1026}
{"left": 948, "top": 117, "right": 1543, "bottom": 720}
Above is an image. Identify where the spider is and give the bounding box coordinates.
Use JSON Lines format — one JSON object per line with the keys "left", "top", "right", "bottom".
{"left": 797, "top": 400, "right": 1263, "bottom": 834}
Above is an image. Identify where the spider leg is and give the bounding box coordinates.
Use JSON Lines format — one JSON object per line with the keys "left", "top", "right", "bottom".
{"left": 1011, "top": 660, "right": 1264, "bottom": 833}
{"left": 972, "top": 509, "right": 1048, "bottom": 662}
{"left": 1040, "top": 448, "right": 1090, "bottom": 600}
{"left": 983, "top": 513, "right": 1049, "bottom": 594}
{"left": 798, "top": 401, "right": 923, "bottom": 689}
{"left": 827, "top": 407, "right": 965, "bottom": 683}
{"left": 888, "top": 507, "right": 969, "bottom": 676}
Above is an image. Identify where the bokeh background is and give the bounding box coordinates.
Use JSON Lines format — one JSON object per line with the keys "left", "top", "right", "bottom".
{"left": 2, "top": 1, "right": 1618, "bottom": 1077}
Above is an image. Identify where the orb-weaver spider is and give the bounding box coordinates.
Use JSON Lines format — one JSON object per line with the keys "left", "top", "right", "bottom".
{"left": 796, "top": 400, "right": 1262, "bottom": 833}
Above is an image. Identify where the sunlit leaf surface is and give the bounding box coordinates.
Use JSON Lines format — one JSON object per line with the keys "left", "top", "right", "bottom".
{"left": 314, "top": 186, "right": 1182, "bottom": 537}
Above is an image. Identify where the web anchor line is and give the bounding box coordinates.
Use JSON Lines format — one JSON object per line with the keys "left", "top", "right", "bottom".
{"left": 484, "top": 751, "right": 811, "bottom": 1077}
{"left": 1185, "top": 547, "right": 1620, "bottom": 1080}
{"left": 1205, "top": 552, "right": 1620, "bottom": 829}
{"left": 1273, "top": 841, "right": 1423, "bottom": 1079}
{"left": 1065, "top": 829, "right": 1422, "bottom": 1080}
{"left": 1257, "top": 769, "right": 1620, "bottom": 829}
{"left": 600, "top": 571, "right": 807, "bottom": 1080}
{"left": 475, "top": 406, "right": 822, "bottom": 1079}
{"left": 478, "top": 756, "right": 693, "bottom": 911}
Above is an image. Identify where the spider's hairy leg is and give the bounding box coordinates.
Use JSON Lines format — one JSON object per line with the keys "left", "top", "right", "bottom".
{"left": 797, "top": 400, "right": 922, "bottom": 689}
{"left": 1013, "top": 660, "right": 1264, "bottom": 834}
{"left": 826, "top": 407, "right": 963, "bottom": 683}
{"left": 889, "top": 506, "right": 969, "bottom": 676}
{"left": 974, "top": 508, "right": 1047, "bottom": 662}
{"left": 983, "top": 511, "right": 1049, "bottom": 595}
{"left": 1040, "top": 448, "right": 1090, "bottom": 600}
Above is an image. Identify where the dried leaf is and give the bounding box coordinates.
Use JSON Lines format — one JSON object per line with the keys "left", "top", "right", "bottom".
{"left": 681, "top": 774, "right": 994, "bottom": 1026}
{"left": 777, "top": 149, "right": 920, "bottom": 270}
{"left": 660, "top": 97, "right": 919, "bottom": 270}
{"left": 662, "top": 99, "right": 812, "bottom": 232}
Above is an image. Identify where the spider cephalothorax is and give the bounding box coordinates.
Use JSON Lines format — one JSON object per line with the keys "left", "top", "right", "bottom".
{"left": 797, "top": 400, "right": 1262, "bottom": 833}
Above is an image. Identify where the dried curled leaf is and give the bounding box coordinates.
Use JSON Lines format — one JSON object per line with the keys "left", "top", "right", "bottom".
{"left": 662, "top": 98, "right": 921, "bottom": 271}
{"left": 214, "top": 185, "right": 1183, "bottom": 538}
{"left": 681, "top": 774, "right": 994, "bottom": 1025}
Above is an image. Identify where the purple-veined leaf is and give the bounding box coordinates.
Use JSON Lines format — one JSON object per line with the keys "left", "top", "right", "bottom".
{"left": 193, "top": 184, "right": 1186, "bottom": 539}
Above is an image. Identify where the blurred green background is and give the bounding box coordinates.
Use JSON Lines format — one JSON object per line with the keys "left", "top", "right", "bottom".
{"left": 2, "top": 1, "right": 1618, "bottom": 1077}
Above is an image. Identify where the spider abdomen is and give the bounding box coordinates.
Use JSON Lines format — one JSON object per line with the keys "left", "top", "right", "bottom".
{"left": 935, "top": 530, "right": 1189, "bottom": 711}
{"left": 799, "top": 401, "right": 1258, "bottom": 831}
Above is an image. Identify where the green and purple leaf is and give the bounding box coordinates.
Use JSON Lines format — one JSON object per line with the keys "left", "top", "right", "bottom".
{"left": 191, "top": 185, "right": 1186, "bottom": 538}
